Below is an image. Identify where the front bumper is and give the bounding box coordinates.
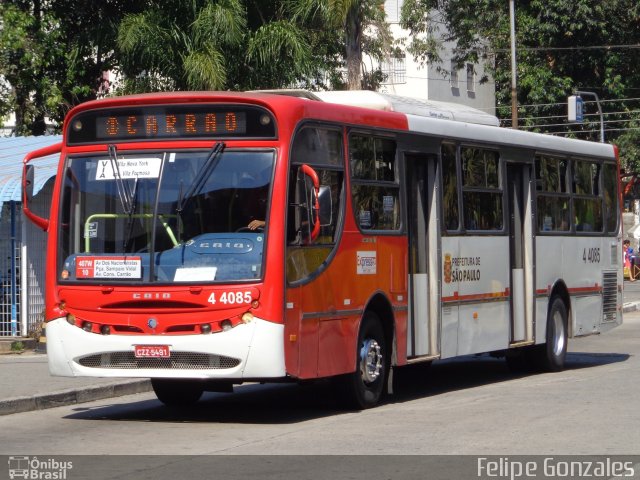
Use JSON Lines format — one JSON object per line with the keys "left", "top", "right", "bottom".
{"left": 45, "top": 317, "right": 286, "bottom": 379}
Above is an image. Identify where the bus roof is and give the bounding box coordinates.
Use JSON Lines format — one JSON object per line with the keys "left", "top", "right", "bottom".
{"left": 255, "top": 89, "right": 500, "bottom": 127}
{"left": 66, "top": 90, "right": 616, "bottom": 160}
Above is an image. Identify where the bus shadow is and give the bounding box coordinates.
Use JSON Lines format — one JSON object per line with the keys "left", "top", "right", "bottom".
{"left": 64, "top": 380, "right": 348, "bottom": 424}
{"left": 64, "top": 351, "right": 629, "bottom": 424}
{"left": 389, "top": 351, "right": 629, "bottom": 403}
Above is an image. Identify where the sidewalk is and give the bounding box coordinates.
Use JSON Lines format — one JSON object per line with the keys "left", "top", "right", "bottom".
{"left": 1, "top": 281, "right": 640, "bottom": 417}
{"left": 0, "top": 352, "right": 150, "bottom": 415}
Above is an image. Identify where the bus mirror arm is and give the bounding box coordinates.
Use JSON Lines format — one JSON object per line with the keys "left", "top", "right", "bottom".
{"left": 22, "top": 142, "right": 62, "bottom": 231}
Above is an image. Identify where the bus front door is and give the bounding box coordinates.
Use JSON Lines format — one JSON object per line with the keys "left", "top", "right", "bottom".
{"left": 405, "top": 153, "right": 440, "bottom": 359}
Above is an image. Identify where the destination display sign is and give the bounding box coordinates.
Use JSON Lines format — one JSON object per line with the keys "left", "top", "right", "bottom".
{"left": 75, "top": 256, "right": 142, "bottom": 279}
{"left": 67, "top": 105, "right": 276, "bottom": 144}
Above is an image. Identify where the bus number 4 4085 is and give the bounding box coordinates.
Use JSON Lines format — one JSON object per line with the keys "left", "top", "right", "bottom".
{"left": 583, "top": 247, "right": 600, "bottom": 263}
{"left": 207, "top": 291, "right": 252, "bottom": 305}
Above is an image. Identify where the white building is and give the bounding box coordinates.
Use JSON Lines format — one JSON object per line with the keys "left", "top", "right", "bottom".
{"left": 377, "top": 0, "right": 496, "bottom": 115}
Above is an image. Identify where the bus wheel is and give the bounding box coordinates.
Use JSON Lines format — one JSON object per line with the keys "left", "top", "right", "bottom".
{"left": 342, "top": 312, "right": 388, "bottom": 409}
{"left": 151, "top": 379, "right": 204, "bottom": 406}
{"left": 532, "top": 297, "right": 568, "bottom": 372}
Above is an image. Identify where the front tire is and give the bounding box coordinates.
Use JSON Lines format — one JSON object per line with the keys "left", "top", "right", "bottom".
{"left": 532, "top": 296, "right": 568, "bottom": 371}
{"left": 341, "top": 312, "right": 388, "bottom": 409}
{"left": 151, "top": 379, "right": 204, "bottom": 406}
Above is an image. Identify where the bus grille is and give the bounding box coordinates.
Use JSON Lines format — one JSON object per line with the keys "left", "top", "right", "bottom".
{"left": 77, "top": 352, "right": 241, "bottom": 370}
{"left": 602, "top": 270, "right": 618, "bottom": 323}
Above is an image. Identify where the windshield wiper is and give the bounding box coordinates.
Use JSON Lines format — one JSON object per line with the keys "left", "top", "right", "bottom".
{"left": 107, "top": 144, "right": 134, "bottom": 215}
{"left": 177, "top": 142, "right": 225, "bottom": 212}
{"left": 123, "top": 175, "right": 140, "bottom": 252}
{"left": 108, "top": 145, "right": 141, "bottom": 252}
{"left": 176, "top": 141, "right": 225, "bottom": 215}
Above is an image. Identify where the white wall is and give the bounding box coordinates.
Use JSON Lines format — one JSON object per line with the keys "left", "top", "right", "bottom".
{"left": 378, "top": 1, "right": 496, "bottom": 115}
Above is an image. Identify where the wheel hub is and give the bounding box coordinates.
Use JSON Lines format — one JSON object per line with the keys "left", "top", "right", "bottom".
{"left": 552, "top": 310, "right": 566, "bottom": 356}
{"left": 360, "top": 339, "right": 382, "bottom": 383}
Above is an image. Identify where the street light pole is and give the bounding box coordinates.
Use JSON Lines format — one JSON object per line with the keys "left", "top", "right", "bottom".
{"left": 509, "top": 0, "right": 518, "bottom": 129}
{"left": 575, "top": 90, "right": 605, "bottom": 143}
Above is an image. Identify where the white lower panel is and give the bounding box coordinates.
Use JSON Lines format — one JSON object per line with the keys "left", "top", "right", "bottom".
{"left": 572, "top": 296, "right": 600, "bottom": 337}
{"left": 457, "top": 302, "right": 509, "bottom": 356}
{"left": 409, "top": 273, "right": 430, "bottom": 356}
{"left": 46, "top": 317, "right": 286, "bottom": 379}
{"left": 511, "top": 268, "right": 525, "bottom": 341}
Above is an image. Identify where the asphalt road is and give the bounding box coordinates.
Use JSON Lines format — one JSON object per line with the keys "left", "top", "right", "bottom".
{"left": 1, "top": 312, "right": 639, "bottom": 460}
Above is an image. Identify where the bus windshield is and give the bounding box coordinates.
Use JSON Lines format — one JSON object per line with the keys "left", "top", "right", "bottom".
{"left": 58, "top": 148, "right": 274, "bottom": 284}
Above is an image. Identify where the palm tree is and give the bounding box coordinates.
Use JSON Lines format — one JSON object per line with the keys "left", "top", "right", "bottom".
{"left": 116, "top": 0, "right": 317, "bottom": 92}
{"left": 287, "top": 0, "right": 391, "bottom": 90}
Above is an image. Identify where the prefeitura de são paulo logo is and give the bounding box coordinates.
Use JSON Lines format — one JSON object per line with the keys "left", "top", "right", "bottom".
{"left": 8, "top": 456, "right": 73, "bottom": 479}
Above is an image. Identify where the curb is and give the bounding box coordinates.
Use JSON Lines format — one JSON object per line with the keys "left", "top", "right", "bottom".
{"left": 0, "top": 379, "right": 152, "bottom": 416}
{"left": 623, "top": 302, "right": 640, "bottom": 313}
{"left": 0, "top": 338, "right": 37, "bottom": 355}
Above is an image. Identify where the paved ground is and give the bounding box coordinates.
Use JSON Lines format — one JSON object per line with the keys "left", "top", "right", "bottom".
{"left": 1, "top": 279, "right": 639, "bottom": 416}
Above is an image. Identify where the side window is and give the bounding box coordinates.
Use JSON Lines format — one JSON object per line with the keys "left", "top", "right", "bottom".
{"left": 603, "top": 163, "right": 619, "bottom": 233}
{"left": 350, "top": 134, "right": 400, "bottom": 231}
{"left": 572, "top": 159, "right": 603, "bottom": 232}
{"left": 535, "top": 155, "right": 570, "bottom": 232}
{"left": 287, "top": 126, "right": 344, "bottom": 284}
{"left": 460, "top": 147, "right": 503, "bottom": 231}
{"left": 441, "top": 143, "right": 459, "bottom": 231}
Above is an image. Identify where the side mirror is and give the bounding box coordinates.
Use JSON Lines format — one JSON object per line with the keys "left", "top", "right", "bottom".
{"left": 299, "top": 164, "right": 320, "bottom": 243}
{"left": 22, "top": 141, "right": 61, "bottom": 231}
{"left": 24, "top": 164, "right": 35, "bottom": 203}
{"left": 318, "top": 185, "right": 333, "bottom": 226}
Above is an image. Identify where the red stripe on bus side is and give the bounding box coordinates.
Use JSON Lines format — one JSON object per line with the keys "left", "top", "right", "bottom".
{"left": 442, "top": 289, "right": 510, "bottom": 303}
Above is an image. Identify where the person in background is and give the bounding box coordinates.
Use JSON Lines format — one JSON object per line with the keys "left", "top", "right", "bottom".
{"left": 624, "top": 239, "right": 636, "bottom": 281}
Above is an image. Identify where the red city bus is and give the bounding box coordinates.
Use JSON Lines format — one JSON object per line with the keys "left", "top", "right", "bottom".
{"left": 23, "top": 90, "right": 623, "bottom": 408}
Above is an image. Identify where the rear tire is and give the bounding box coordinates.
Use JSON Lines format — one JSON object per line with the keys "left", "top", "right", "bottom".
{"left": 531, "top": 296, "right": 568, "bottom": 372}
{"left": 340, "top": 312, "right": 388, "bottom": 410}
{"left": 151, "top": 379, "right": 204, "bottom": 406}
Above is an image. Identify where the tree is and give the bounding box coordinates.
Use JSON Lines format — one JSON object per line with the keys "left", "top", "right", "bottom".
{"left": 117, "top": 0, "right": 392, "bottom": 93}
{"left": 288, "top": 0, "right": 392, "bottom": 90}
{"left": 400, "top": 0, "right": 640, "bottom": 169}
{"left": 0, "top": 2, "right": 55, "bottom": 135}
{"left": 0, "top": 0, "right": 145, "bottom": 135}
{"left": 117, "top": 0, "right": 327, "bottom": 92}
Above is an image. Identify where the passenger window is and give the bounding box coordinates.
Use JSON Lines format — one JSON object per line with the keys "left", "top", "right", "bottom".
{"left": 535, "top": 155, "right": 570, "bottom": 232}
{"left": 572, "top": 159, "right": 603, "bottom": 233}
{"left": 349, "top": 134, "right": 400, "bottom": 231}
{"left": 460, "top": 147, "right": 502, "bottom": 231}
{"left": 441, "top": 143, "right": 459, "bottom": 231}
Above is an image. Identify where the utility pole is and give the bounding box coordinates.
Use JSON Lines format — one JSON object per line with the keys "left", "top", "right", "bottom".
{"left": 509, "top": 0, "right": 518, "bottom": 129}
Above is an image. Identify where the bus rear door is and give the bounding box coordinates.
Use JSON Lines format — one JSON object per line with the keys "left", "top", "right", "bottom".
{"left": 405, "top": 152, "right": 441, "bottom": 359}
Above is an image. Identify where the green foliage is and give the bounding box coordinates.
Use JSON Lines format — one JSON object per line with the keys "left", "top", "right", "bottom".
{"left": 401, "top": 0, "right": 640, "bottom": 152}
{"left": 116, "top": 0, "right": 390, "bottom": 92}
{"left": 1, "top": 0, "right": 392, "bottom": 133}
{"left": 0, "top": 0, "right": 146, "bottom": 135}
